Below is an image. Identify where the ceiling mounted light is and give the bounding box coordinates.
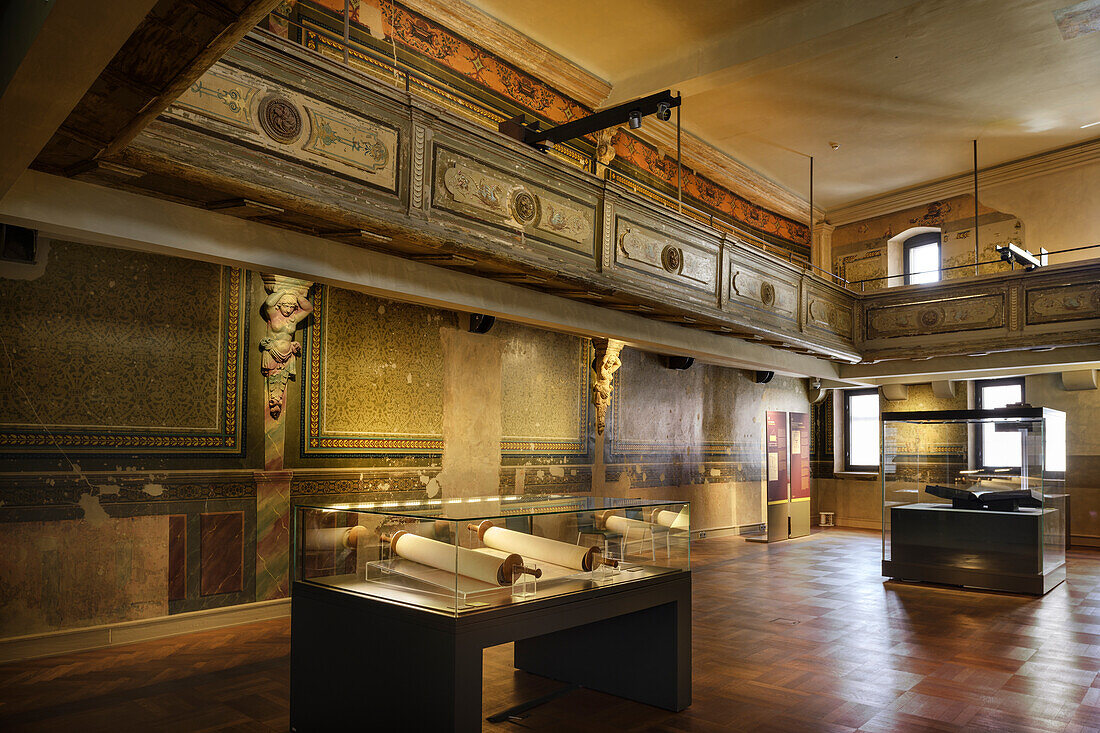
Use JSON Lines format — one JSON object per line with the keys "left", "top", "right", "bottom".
{"left": 996, "top": 243, "right": 1043, "bottom": 271}
{"left": 1081, "top": 120, "right": 1100, "bottom": 128}
{"left": 655, "top": 102, "right": 672, "bottom": 122}
{"left": 628, "top": 109, "right": 643, "bottom": 129}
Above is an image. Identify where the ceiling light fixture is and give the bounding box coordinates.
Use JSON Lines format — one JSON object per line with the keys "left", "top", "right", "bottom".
{"left": 1081, "top": 121, "right": 1100, "bottom": 128}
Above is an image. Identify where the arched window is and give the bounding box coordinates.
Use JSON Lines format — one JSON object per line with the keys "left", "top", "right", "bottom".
{"left": 903, "top": 231, "right": 941, "bottom": 284}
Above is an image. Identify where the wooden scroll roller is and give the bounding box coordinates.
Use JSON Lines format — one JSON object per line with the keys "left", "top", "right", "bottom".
{"left": 468, "top": 520, "right": 617, "bottom": 571}
{"left": 382, "top": 530, "right": 541, "bottom": 586}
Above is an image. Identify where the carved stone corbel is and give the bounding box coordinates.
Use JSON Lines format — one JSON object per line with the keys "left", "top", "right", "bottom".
{"left": 594, "top": 128, "right": 618, "bottom": 179}
{"left": 260, "top": 274, "right": 314, "bottom": 419}
{"left": 591, "top": 338, "right": 624, "bottom": 435}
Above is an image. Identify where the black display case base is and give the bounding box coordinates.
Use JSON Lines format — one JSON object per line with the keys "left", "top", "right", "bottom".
{"left": 290, "top": 572, "right": 691, "bottom": 733}
{"left": 886, "top": 504, "right": 1065, "bottom": 595}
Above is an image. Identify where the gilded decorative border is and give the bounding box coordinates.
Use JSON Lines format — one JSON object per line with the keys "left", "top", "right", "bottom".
{"left": 301, "top": 285, "right": 444, "bottom": 457}
{"left": 501, "top": 339, "right": 590, "bottom": 458}
{"left": 0, "top": 268, "right": 246, "bottom": 455}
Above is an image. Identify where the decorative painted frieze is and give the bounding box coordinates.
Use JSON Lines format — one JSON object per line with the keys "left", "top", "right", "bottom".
{"left": 615, "top": 219, "right": 717, "bottom": 292}
{"left": 865, "top": 293, "right": 1005, "bottom": 339}
{"left": 435, "top": 148, "right": 594, "bottom": 250}
{"left": 303, "top": 106, "right": 393, "bottom": 174}
{"left": 1026, "top": 282, "right": 1100, "bottom": 325}
{"left": 176, "top": 70, "right": 258, "bottom": 130}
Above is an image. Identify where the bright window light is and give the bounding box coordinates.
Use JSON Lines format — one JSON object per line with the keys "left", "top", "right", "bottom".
{"left": 981, "top": 381, "right": 1023, "bottom": 468}
{"left": 907, "top": 241, "right": 941, "bottom": 284}
{"left": 848, "top": 392, "right": 880, "bottom": 468}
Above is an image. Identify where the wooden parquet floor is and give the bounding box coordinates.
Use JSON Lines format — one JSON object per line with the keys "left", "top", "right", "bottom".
{"left": 4, "top": 529, "right": 1100, "bottom": 732}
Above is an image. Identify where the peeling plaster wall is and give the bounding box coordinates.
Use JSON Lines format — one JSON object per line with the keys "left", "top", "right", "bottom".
{"left": 831, "top": 161, "right": 1100, "bottom": 287}
{"left": 0, "top": 238, "right": 811, "bottom": 639}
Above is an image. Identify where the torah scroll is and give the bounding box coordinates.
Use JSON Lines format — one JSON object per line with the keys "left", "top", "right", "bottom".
{"left": 383, "top": 530, "right": 540, "bottom": 586}
{"left": 469, "top": 520, "right": 615, "bottom": 571}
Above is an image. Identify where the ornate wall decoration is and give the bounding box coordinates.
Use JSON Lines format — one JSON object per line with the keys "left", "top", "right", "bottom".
{"left": 0, "top": 241, "right": 246, "bottom": 454}
{"left": 293, "top": 1, "right": 809, "bottom": 255}
{"left": 808, "top": 297, "right": 854, "bottom": 339}
{"left": 865, "top": 293, "right": 1005, "bottom": 339}
{"left": 258, "top": 94, "right": 303, "bottom": 143}
{"left": 616, "top": 221, "right": 717, "bottom": 292}
{"left": 301, "top": 285, "right": 446, "bottom": 457}
{"left": 497, "top": 321, "right": 590, "bottom": 458}
{"left": 591, "top": 339, "right": 624, "bottom": 436}
{"left": 661, "top": 245, "right": 682, "bottom": 274}
{"left": 411, "top": 123, "right": 427, "bottom": 211}
{"left": 836, "top": 248, "right": 886, "bottom": 291}
{"left": 729, "top": 269, "right": 797, "bottom": 319}
{"left": 260, "top": 275, "right": 314, "bottom": 419}
{"left": 174, "top": 69, "right": 258, "bottom": 130}
{"left": 1027, "top": 282, "right": 1100, "bottom": 325}
{"left": 435, "top": 148, "right": 595, "bottom": 253}
{"left": 303, "top": 106, "right": 394, "bottom": 175}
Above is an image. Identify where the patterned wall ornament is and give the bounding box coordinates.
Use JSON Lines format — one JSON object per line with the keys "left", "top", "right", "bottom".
{"left": 260, "top": 275, "right": 314, "bottom": 418}
{"left": 661, "top": 245, "right": 682, "bottom": 274}
{"left": 760, "top": 281, "right": 776, "bottom": 307}
{"left": 591, "top": 338, "right": 625, "bottom": 436}
{"left": 511, "top": 189, "right": 538, "bottom": 225}
{"left": 258, "top": 95, "right": 303, "bottom": 144}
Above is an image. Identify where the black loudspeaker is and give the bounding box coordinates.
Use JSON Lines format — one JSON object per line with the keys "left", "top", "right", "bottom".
{"left": 754, "top": 370, "right": 774, "bottom": 384}
{"left": 468, "top": 313, "right": 496, "bottom": 334}
{"left": 0, "top": 224, "right": 37, "bottom": 264}
{"left": 662, "top": 355, "right": 695, "bottom": 370}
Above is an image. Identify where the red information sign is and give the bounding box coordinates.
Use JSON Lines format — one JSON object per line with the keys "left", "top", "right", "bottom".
{"left": 789, "top": 412, "right": 810, "bottom": 500}
{"left": 766, "top": 411, "right": 788, "bottom": 503}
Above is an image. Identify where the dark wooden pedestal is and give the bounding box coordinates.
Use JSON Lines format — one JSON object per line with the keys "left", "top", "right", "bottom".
{"left": 290, "top": 572, "right": 691, "bottom": 732}
{"left": 885, "top": 504, "right": 1065, "bottom": 595}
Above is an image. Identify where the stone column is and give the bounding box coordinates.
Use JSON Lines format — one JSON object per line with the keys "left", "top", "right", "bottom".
{"left": 812, "top": 222, "right": 835, "bottom": 277}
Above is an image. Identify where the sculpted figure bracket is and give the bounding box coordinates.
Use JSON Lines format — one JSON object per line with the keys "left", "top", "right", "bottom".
{"left": 260, "top": 275, "right": 315, "bottom": 419}
{"left": 591, "top": 338, "right": 625, "bottom": 436}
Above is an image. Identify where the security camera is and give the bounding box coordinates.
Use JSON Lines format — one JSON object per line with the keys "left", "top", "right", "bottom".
{"left": 655, "top": 102, "right": 672, "bottom": 122}
{"left": 628, "top": 109, "right": 642, "bottom": 129}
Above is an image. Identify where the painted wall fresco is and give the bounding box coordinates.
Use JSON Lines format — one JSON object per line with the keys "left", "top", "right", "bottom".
{"left": 271, "top": 0, "right": 810, "bottom": 254}
{"left": 832, "top": 195, "right": 1016, "bottom": 289}
{"left": 0, "top": 239, "right": 815, "bottom": 639}
{"left": 0, "top": 242, "right": 246, "bottom": 453}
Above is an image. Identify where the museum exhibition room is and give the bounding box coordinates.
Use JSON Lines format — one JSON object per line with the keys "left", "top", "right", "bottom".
{"left": 1, "top": 0, "right": 1100, "bottom": 731}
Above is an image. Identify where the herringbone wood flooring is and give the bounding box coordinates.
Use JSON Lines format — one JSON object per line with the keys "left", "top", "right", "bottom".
{"left": 4, "top": 529, "right": 1100, "bottom": 731}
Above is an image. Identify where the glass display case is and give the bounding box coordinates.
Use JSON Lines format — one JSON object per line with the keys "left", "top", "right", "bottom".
{"left": 882, "top": 406, "right": 1066, "bottom": 595}
{"left": 293, "top": 494, "right": 691, "bottom": 615}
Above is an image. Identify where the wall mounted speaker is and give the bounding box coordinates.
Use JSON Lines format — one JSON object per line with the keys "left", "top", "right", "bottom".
{"left": 662, "top": 355, "right": 694, "bottom": 370}
{"left": 468, "top": 313, "right": 496, "bottom": 334}
{"left": 0, "top": 224, "right": 37, "bottom": 264}
{"left": 754, "top": 371, "right": 774, "bottom": 384}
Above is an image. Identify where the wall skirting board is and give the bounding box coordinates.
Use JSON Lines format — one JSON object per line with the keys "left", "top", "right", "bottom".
{"left": 0, "top": 598, "right": 290, "bottom": 664}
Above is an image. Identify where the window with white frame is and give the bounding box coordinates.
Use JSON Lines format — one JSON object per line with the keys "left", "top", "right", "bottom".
{"left": 844, "top": 388, "right": 880, "bottom": 471}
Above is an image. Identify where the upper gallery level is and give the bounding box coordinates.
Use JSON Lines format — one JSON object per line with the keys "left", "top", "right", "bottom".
{"left": 3, "top": 0, "right": 1098, "bottom": 379}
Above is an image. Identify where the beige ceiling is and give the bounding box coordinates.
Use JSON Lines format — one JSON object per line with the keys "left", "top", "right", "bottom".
{"left": 463, "top": 0, "right": 1100, "bottom": 210}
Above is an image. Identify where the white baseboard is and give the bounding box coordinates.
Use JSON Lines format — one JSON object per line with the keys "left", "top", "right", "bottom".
{"left": 0, "top": 598, "right": 291, "bottom": 664}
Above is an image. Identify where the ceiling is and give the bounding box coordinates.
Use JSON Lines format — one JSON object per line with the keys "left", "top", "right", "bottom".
{"left": 463, "top": 0, "right": 1100, "bottom": 210}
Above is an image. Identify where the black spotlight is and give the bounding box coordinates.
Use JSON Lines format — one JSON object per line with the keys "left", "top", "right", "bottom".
{"left": 628, "top": 109, "right": 642, "bottom": 129}
{"left": 655, "top": 101, "right": 672, "bottom": 121}
{"left": 754, "top": 371, "right": 774, "bottom": 384}
{"left": 468, "top": 313, "right": 496, "bottom": 334}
